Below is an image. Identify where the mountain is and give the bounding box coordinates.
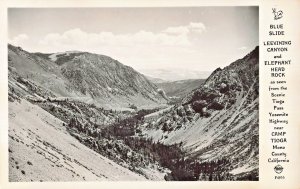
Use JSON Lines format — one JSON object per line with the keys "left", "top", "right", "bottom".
{"left": 140, "top": 46, "right": 259, "bottom": 177}
{"left": 139, "top": 69, "right": 211, "bottom": 81}
{"left": 145, "top": 75, "right": 166, "bottom": 84}
{"left": 8, "top": 99, "right": 150, "bottom": 181}
{"left": 8, "top": 45, "right": 169, "bottom": 181}
{"left": 8, "top": 44, "right": 167, "bottom": 110}
{"left": 156, "top": 79, "right": 205, "bottom": 99}
{"left": 8, "top": 44, "right": 259, "bottom": 181}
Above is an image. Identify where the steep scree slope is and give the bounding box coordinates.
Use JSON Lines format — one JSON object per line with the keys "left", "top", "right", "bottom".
{"left": 141, "top": 46, "right": 259, "bottom": 175}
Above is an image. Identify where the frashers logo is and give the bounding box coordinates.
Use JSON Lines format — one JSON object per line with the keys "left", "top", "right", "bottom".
{"left": 272, "top": 8, "right": 283, "bottom": 20}
{"left": 274, "top": 165, "right": 284, "bottom": 174}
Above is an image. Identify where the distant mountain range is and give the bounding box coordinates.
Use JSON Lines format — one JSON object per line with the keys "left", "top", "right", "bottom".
{"left": 140, "top": 69, "right": 211, "bottom": 81}
{"left": 146, "top": 75, "right": 167, "bottom": 84}
{"left": 156, "top": 79, "right": 205, "bottom": 100}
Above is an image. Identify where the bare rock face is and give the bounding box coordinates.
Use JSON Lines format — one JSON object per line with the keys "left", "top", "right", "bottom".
{"left": 183, "top": 46, "right": 259, "bottom": 114}
{"left": 141, "top": 46, "right": 259, "bottom": 176}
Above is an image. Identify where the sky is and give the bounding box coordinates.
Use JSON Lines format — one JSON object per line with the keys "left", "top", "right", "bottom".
{"left": 8, "top": 7, "right": 258, "bottom": 79}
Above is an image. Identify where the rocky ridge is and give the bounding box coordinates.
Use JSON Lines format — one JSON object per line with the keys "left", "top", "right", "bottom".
{"left": 8, "top": 44, "right": 168, "bottom": 109}
{"left": 140, "top": 46, "right": 259, "bottom": 178}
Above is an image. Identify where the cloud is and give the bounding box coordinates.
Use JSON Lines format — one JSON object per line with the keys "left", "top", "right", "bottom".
{"left": 238, "top": 46, "right": 248, "bottom": 50}
{"left": 163, "top": 26, "right": 190, "bottom": 35}
{"left": 38, "top": 26, "right": 202, "bottom": 66}
{"left": 39, "top": 22, "right": 206, "bottom": 49}
{"left": 163, "top": 22, "right": 206, "bottom": 35}
{"left": 9, "top": 34, "right": 29, "bottom": 46}
{"left": 189, "top": 22, "right": 206, "bottom": 33}
{"left": 10, "top": 22, "right": 207, "bottom": 71}
{"left": 39, "top": 27, "right": 194, "bottom": 49}
{"left": 35, "top": 24, "right": 206, "bottom": 68}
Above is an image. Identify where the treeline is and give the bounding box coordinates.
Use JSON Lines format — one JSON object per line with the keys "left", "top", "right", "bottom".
{"left": 167, "top": 158, "right": 232, "bottom": 181}
{"left": 102, "top": 108, "right": 159, "bottom": 137}
{"left": 124, "top": 137, "right": 184, "bottom": 168}
{"left": 63, "top": 103, "right": 257, "bottom": 181}
{"left": 121, "top": 136, "right": 254, "bottom": 181}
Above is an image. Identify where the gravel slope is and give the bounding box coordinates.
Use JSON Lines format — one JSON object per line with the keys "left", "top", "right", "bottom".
{"left": 9, "top": 99, "right": 147, "bottom": 181}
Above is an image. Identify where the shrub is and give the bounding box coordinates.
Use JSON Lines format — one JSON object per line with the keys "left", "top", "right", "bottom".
{"left": 129, "top": 104, "right": 138, "bottom": 110}
{"left": 220, "top": 85, "right": 230, "bottom": 93}
{"left": 192, "top": 100, "right": 207, "bottom": 113}
{"left": 208, "top": 101, "right": 224, "bottom": 110}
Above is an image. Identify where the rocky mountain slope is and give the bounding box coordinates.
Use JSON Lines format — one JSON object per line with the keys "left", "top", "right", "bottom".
{"left": 140, "top": 46, "right": 259, "bottom": 177}
{"left": 8, "top": 44, "right": 167, "bottom": 110}
{"left": 8, "top": 44, "right": 259, "bottom": 181}
{"left": 8, "top": 67, "right": 167, "bottom": 181}
{"left": 156, "top": 79, "right": 205, "bottom": 100}
{"left": 145, "top": 75, "right": 166, "bottom": 84}
{"left": 8, "top": 100, "right": 149, "bottom": 181}
{"left": 140, "top": 69, "right": 211, "bottom": 81}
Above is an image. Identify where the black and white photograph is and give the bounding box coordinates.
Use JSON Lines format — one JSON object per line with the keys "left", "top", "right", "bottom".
{"left": 7, "top": 6, "right": 259, "bottom": 181}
